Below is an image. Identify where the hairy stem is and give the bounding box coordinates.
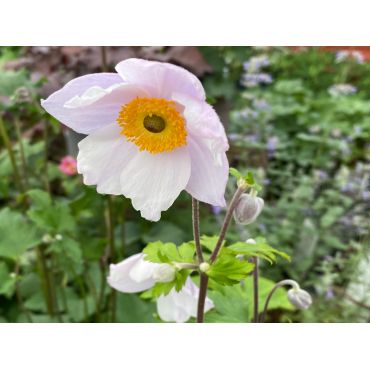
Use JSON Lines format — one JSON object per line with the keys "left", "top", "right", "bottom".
{"left": 192, "top": 198, "right": 204, "bottom": 263}
{"left": 100, "top": 47, "right": 108, "bottom": 72}
{"left": 197, "top": 273, "right": 209, "bottom": 323}
{"left": 210, "top": 186, "right": 245, "bottom": 263}
{"left": 252, "top": 257, "right": 259, "bottom": 323}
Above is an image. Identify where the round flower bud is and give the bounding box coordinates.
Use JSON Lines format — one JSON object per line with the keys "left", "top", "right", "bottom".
{"left": 152, "top": 263, "right": 176, "bottom": 283}
{"left": 42, "top": 234, "right": 53, "bottom": 244}
{"left": 55, "top": 234, "right": 63, "bottom": 241}
{"left": 199, "top": 262, "right": 210, "bottom": 273}
{"left": 287, "top": 288, "right": 312, "bottom": 309}
{"left": 233, "top": 194, "right": 264, "bottom": 225}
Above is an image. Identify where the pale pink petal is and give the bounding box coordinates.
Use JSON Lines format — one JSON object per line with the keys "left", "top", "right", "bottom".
{"left": 115, "top": 58, "right": 206, "bottom": 101}
{"left": 185, "top": 135, "right": 229, "bottom": 207}
{"left": 172, "top": 93, "right": 229, "bottom": 151}
{"left": 119, "top": 147, "right": 191, "bottom": 222}
{"left": 77, "top": 123, "right": 139, "bottom": 195}
{"left": 107, "top": 253, "right": 156, "bottom": 293}
{"left": 41, "top": 73, "right": 148, "bottom": 134}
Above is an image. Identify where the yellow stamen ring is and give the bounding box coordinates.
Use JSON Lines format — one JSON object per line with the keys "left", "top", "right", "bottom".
{"left": 116, "top": 97, "right": 187, "bottom": 154}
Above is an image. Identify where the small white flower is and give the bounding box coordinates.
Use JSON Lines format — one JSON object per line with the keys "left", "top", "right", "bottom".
{"left": 107, "top": 253, "right": 214, "bottom": 323}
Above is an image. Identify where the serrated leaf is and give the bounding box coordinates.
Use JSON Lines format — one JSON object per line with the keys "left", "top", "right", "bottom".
{"left": 228, "top": 237, "right": 290, "bottom": 263}
{"left": 0, "top": 208, "right": 39, "bottom": 260}
{"left": 143, "top": 241, "right": 195, "bottom": 264}
{"left": 200, "top": 235, "right": 224, "bottom": 252}
{"left": 206, "top": 254, "right": 254, "bottom": 285}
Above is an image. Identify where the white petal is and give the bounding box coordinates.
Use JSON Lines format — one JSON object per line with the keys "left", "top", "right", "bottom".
{"left": 42, "top": 72, "right": 148, "bottom": 134}
{"left": 115, "top": 58, "right": 206, "bottom": 101}
{"left": 107, "top": 253, "right": 156, "bottom": 293}
{"left": 119, "top": 147, "right": 191, "bottom": 222}
{"left": 185, "top": 135, "right": 228, "bottom": 207}
{"left": 156, "top": 277, "right": 214, "bottom": 323}
{"left": 77, "top": 123, "right": 139, "bottom": 195}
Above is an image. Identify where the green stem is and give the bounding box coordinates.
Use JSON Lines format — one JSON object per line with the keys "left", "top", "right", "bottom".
{"left": 100, "top": 47, "right": 108, "bottom": 72}
{"left": 0, "top": 116, "right": 25, "bottom": 193}
{"left": 260, "top": 279, "right": 298, "bottom": 323}
{"left": 14, "top": 118, "right": 29, "bottom": 189}
{"left": 36, "top": 246, "right": 55, "bottom": 317}
{"left": 252, "top": 257, "right": 259, "bottom": 323}
{"left": 43, "top": 121, "right": 51, "bottom": 194}
{"left": 14, "top": 261, "right": 33, "bottom": 323}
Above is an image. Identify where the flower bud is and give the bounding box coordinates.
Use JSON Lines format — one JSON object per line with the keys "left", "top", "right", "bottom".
{"left": 233, "top": 194, "right": 264, "bottom": 225}
{"left": 199, "top": 262, "right": 210, "bottom": 273}
{"left": 152, "top": 263, "right": 176, "bottom": 283}
{"left": 287, "top": 288, "right": 312, "bottom": 309}
{"left": 42, "top": 234, "right": 53, "bottom": 244}
{"left": 55, "top": 234, "right": 63, "bottom": 241}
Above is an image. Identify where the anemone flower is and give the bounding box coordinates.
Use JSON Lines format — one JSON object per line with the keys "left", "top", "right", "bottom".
{"left": 107, "top": 253, "right": 214, "bottom": 323}
{"left": 41, "top": 59, "right": 229, "bottom": 221}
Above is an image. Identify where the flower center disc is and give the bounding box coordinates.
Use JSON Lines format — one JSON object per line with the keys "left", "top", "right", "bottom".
{"left": 143, "top": 114, "right": 166, "bottom": 133}
{"left": 117, "top": 97, "right": 187, "bottom": 154}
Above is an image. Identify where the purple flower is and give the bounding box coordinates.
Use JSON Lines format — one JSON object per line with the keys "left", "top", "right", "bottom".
{"left": 253, "top": 99, "right": 270, "bottom": 111}
{"left": 243, "top": 55, "right": 270, "bottom": 73}
{"left": 241, "top": 73, "right": 273, "bottom": 88}
{"left": 211, "top": 205, "right": 223, "bottom": 216}
{"left": 325, "top": 288, "right": 335, "bottom": 300}
{"left": 267, "top": 136, "right": 279, "bottom": 157}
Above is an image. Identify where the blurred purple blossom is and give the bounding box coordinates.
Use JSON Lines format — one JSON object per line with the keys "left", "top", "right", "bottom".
{"left": 253, "top": 99, "right": 270, "bottom": 111}
{"left": 325, "top": 287, "right": 335, "bottom": 300}
{"left": 267, "top": 136, "right": 279, "bottom": 157}
{"left": 211, "top": 206, "right": 223, "bottom": 216}
{"left": 241, "top": 73, "right": 273, "bottom": 88}
{"left": 243, "top": 55, "right": 270, "bottom": 73}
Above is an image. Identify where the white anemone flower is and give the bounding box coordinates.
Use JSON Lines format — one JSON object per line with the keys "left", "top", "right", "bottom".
{"left": 107, "top": 253, "right": 214, "bottom": 323}
{"left": 41, "top": 58, "right": 229, "bottom": 221}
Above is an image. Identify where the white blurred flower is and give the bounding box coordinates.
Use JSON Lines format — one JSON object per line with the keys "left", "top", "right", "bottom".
{"left": 107, "top": 253, "right": 214, "bottom": 322}
{"left": 328, "top": 84, "right": 357, "bottom": 97}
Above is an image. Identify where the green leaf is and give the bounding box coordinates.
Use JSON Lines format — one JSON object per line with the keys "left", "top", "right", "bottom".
{"left": 48, "top": 237, "right": 82, "bottom": 264}
{"left": 206, "top": 277, "right": 294, "bottom": 323}
{"left": 143, "top": 241, "right": 195, "bottom": 264}
{"left": 0, "top": 262, "right": 16, "bottom": 297}
{"left": 27, "top": 189, "right": 52, "bottom": 208}
{"left": 228, "top": 237, "right": 291, "bottom": 263}
{"left": 0, "top": 208, "right": 39, "bottom": 260}
{"left": 206, "top": 254, "right": 254, "bottom": 285}
{"left": 149, "top": 270, "right": 190, "bottom": 298}
{"left": 200, "top": 235, "right": 224, "bottom": 252}
{"left": 27, "top": 201, "right": 75, "bottom": 233}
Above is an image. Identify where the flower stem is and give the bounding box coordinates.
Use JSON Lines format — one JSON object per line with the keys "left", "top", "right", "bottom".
{"left": 252, "top": 256, "right": 259, "bottom": 323}
{"left": 43, "top": 121, "right": 51, "bottom": 194}
{"left": 14, "top": 118, "right": 29, "bottom": 189}
{"left": 260, "top": 279, "right": 298, "bottom": 323}
{"left": 196, "top": 273, "right": 209, "bottom": 323}
{"left": 196, "top": 186, "right": 245, "bottom": 323}
{"left": 36, "top": 246, "right": 55, "bottom": 317}
{"left": 192, "top": 198, "right": 204, "bottom": 263}
{"left": 14, "top": 261, "right": 33, "bottom": 323}
{"left": 210, "top": 186, "right": 245, "bottom": 263}
{"left": 0, "top": 116, "right": 25, "bottom": 193}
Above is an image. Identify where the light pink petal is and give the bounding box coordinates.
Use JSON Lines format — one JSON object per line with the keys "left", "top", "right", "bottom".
{"left": 77, "top": 123, "right": 139, "bottom": 195}
{"left": 185, "top": 135, "right": 228, "bottom": 207}
{"left": 172, "top": 93, "right": 229, "bottom": 151}
{"left": 41, "top": 73, "right": 148, "bottom": 134}
{"left": 107, "top": 253, "right": 156, "bottom": 293}
{"left": 119, "top": 147, "right": 191, "bottom": 222}
{"left": 115, "top": 58, "right": 206, "bottom": 101}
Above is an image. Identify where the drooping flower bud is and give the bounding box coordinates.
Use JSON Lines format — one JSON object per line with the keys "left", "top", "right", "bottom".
{"left": 233, "top": 193, "right": 264, "bottom": 225}
{"left": 287, "top": 288, "right": 312, "bottom": 309}
{"left": 152, "top": 263, "right": 176, "bottom": 283}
